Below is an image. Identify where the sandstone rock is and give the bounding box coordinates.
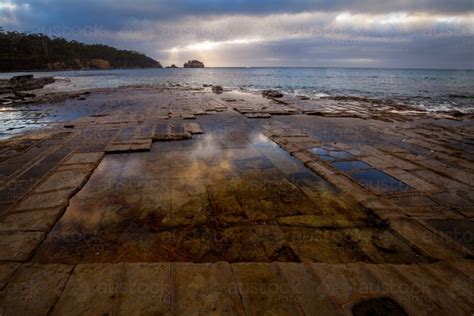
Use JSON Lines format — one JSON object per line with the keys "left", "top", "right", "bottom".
{"left": 47, "top": 61, "right": 67, "bottom": 70}
{"left": 211, "top": 85, "right": 224, "bottom": 94}
{"left": 277, "top": 214, "right": 355, "bottom": 228}
{"left": 232, "top": 263, "right": 302, "bottom": 314}
{"left": 0, "top": 208, "right": 64, "bottom": 232}
{"left": 15, "top": 189, "right": 72, "bottom": 211}
{"left": 173, "top": 262, "right": 245, "bottom": 315}
{"left": 0, "top": 231, "right": 45, "bottom": 261}
{"left": 8, "top": 74, "right": 34, "bottom": 84}
{"left": 51, "top": 263, "right": 124, "bottom": 315}
{"left": 0, "top": 263, "right": 73, "bottom": 315}
{"left": 62, "top": 152, "right": 104, "bottom": 165}
{"left": 297, "top": 95, "right": 310, "bottom": 100}
{"left": 115, "top": 263, "right": 172, "bottom": 315}
{"left": 183, "top": 60, "right": 205, "bottom": 68}
{"left": 89, "top": 59, "right": 110, "bottom": 69}
{"left": 0, "top": 75, "right": 55, "bottom": 94}
{"left": 34, "top": 169, "right": 90, "bottom": 192}
{"left": 184, "top": 122, "right": 204, "bottom": 134}
{"left": 0, "top": 262, "right": 20, "bottom": 290}
{"left": 262, "top": 89, "right": 284, "bottom": 98}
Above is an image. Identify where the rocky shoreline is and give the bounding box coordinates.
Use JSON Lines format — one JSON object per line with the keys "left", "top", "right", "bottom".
{"left": 0, "top": 84, "right": 473, "bottom": 314}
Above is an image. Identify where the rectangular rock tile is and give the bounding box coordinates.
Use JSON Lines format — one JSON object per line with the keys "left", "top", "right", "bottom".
{"left": 277, "top": 263, "right": 344, "bottom": 315}
{"left": 0, "top": 231, "right": 45, "bottom": 261}
{"left": 0, "top": 262, "right": 21, "bottom": 290}
{"left": 115, "top": 263, "right": 171, "bottom": 315}
{"left": 62, "top": 152, "right": 103, "bottom": 165}
{"left": 105, "top": 143, "right": 131, "bottom": 153}
{"left": 14, "top": 189, "right": 73, "bottom": 211}
{"left": 388, "top": 194, "right": 438, "bottom": 208}
{"left": 33, "top": 170, "right": 90, "bottom": 193}
{"left": 392, "top": 264, "right": 473, "bottom": 314}
{"left": 231, "top": 263, "right": 302, "bottom": 315}
{"left": 0, "top": 263, "right": 73, "bottom": 315}
{"left": 426, "top": 218, "right": 474, "bottom": 251}
{"left": 448, "top": 259, "right": 474, "bottom": 281}
{"left": 309, "top": 263, "right": 385, "bottom": 306}
{"left": 383, "top": 168, "right": 441, "bottom": 193}
{"left": 129, "top": 139, "right": 152, "bottom": 152}
{"left": 431, "top": 191, "right": 474, "bottom": 208}
{"left": 400, "top": 262, "right": 474, "bottom": 315}
{"left": 173, "top": 262, "right": 245, "bottom": 315}
{"left": 365, "top": 264, "right": 447, "bottom": 315}
{"left": 0, "top": 208, "right": 63, "bottom": 232}
{"left": 53, "top": 163, "right": 96, "bottom": 173}
{"left": 51, "top": 263, "right": 124, "bottom": 316}
{"left": 413, "top": 169, "right": 468, "bottom": 191}
{"left": 184, "top": 122, "right": 204, "bottom": 134}
{"left": 424, "top": 261, "right": 474, "bottom": 309}
{"left": 17, "top": 161, "right": 58, "bottom": 186}
{"left": 153, "top": 132, "right": 192, "bottom": 141}
{"left": 379, "top": 154, "right": 420, "bottom": 170}
{"left": 390, "top": 218, "right": 469, "bottom": 259}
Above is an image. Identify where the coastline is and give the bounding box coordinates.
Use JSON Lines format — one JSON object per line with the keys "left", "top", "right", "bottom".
{"left": 2, "top": 67, "right": 472, "bottom": 114}
{"left": 1, "top": 83, "right": 473, "bottom": 141}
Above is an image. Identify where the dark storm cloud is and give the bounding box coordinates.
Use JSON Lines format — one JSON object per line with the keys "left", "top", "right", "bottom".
{"left": 4, "top": 0, "right": 474, "bottom": 31}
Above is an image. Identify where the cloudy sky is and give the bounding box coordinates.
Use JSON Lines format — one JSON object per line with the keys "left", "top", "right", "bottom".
{"left": 1, "top": 0, "right": 473, "bottom": 68}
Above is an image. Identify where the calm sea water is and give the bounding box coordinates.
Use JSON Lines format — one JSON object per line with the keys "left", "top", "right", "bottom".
{"left": 1, "top": 67, "right": 473, "bottom": 112}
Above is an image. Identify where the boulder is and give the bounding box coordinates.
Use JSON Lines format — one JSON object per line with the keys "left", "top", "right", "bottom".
{"left": 211, "top": 85, "right": 224, "bottom": 94}
{"left": 262, "top": 90, "right": 284, "bottom": 98}
{"left": 166, "top": 64, "right": 178, "bottom": 68}
{"left": 183, "top": 60, "right": 205, "bottom": 68}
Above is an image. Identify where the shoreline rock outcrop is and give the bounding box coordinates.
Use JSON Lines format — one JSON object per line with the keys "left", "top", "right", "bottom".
{"left": 262, "top": 90, "right": 284, "bottom": 98}
{"left": 211, "top": 85, "right": 224, "bottom": 94}
{"left": 183, "top": 60, "right": 205, "bottom": 68}
{"left": 47, "top": 58, "right": 111, "bottom": 70}
{"left": 0, "top": 75, "right": 55, "bottom": 94}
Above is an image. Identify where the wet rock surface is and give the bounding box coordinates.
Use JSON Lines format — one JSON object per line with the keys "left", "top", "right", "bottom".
{"left": 262, "top": 89, "right": 284, "bottom": 98}
{"left": 0, "top": 85, "right": 473, "bottom": 313}
{"left": 0, "top": 75, "right": 55, "bottom": 94}
{"left": 211, "top": 85, "right": 224, "bottom": 94}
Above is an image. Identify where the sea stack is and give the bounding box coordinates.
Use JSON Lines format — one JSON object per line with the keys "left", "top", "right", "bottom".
{"left": 183, "top": 60, "right": 205, "bottom": 68}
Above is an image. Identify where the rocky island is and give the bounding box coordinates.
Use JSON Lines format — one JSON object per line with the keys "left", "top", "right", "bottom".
{"left": 0, "top": 31, "right": 162, "bottom": 71}
{"left": 183, "top": 60, "right": 205, "bottom": 68}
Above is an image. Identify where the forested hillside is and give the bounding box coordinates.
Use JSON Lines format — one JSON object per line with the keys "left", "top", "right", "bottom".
{"left": 0, "top": 31, "right": 162, "bottom": 71}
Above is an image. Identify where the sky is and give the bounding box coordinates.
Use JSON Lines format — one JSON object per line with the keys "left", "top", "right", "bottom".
{"left": 1, "top": 0, "right": 473, "bottom": 68}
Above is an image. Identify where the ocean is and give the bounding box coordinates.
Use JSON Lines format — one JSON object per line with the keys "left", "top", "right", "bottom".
{"left": 1, "top": 67, "right": 473, "bottom": 112}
